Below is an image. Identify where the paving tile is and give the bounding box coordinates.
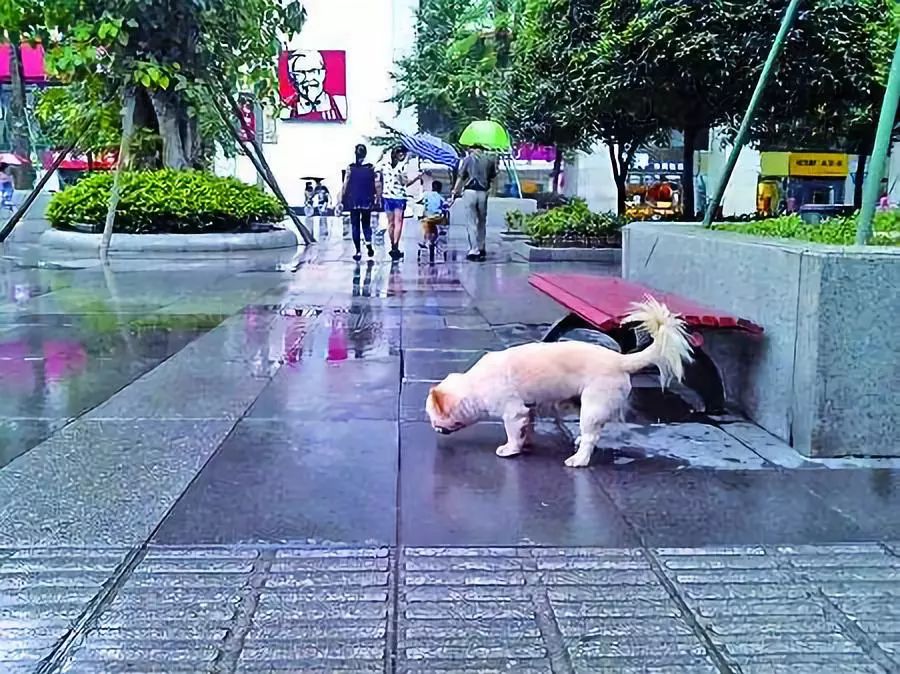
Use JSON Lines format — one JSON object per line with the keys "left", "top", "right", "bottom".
{"left": 0, "top": 547, "right": 130, "bottom": 670}
{"left": 0, "top": 418, "right": 70, "bottom": 469}
{"left": 398, "top": 548, "right": 551, "bottom": 673}
{"left": 594, "top": 469, "right": 868, "bottom": 547}
{"left": 400, "top": 422, "right": 637, "bottom": 547}
{"left": 87, "top": 357, "right": 271, "bottom": 420}
{"left": 784, "top": 470, "right": 900, "bottom": 538}
{"left": 64, "top": 546, "right": 251, "bottom": 673}
{"left": 249, "top": 358, "right": 400, "bottom": 420}
{"left": 153, "top": 419, "right": 397, "bottom": 545}
{"left": 402, "top": 328, "right": 501, "bottom": 351}
{"left": 240, "top": 547, "right": 391, "bottom": 673}
{"left": 655, "top": 545, "right": 891, "bottom": 673}
{"left": 0, "top": 419, "right": 233, "bottom": 546}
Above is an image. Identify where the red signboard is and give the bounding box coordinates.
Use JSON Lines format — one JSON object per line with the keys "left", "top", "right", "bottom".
{"left": 0, "top": 44, "right": 47, "bottom": 84}
{"left": 278, "top": 50, "right": 347, "bottom": 122}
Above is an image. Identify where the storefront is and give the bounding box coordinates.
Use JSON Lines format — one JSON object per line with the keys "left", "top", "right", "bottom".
{"left": 757, "top": 151, "right": 849, "bottom": 215}
{"left": 625, "top": 156, "right": 684, "bottom": 220}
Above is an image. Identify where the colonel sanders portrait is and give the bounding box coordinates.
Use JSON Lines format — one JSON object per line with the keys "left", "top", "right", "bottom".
{"left": 279, "top": 50, "right": 348, "bottom": 122}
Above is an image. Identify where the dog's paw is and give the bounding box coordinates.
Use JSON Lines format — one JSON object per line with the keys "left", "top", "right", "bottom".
{"left": 496, "top": 443, "right": 523, "bottom": 458}
{"left": 564, "top": 451, "right": 592, "bottom": 468}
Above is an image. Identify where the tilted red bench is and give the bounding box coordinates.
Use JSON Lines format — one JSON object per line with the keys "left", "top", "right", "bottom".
{"left": 529, "top": 273, "right": 764, "bottom": 414}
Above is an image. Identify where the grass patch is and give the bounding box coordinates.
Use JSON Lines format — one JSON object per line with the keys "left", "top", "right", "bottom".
{"left": 714, "top": 210, "right": 899, "bottom": 246}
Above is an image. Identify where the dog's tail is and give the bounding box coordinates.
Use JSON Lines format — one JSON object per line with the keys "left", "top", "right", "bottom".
{"left": 619, "top": 296, "right": 693, "bottom": 388}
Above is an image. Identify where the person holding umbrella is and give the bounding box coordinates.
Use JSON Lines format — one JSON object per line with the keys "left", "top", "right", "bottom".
{"left": 452, "top": 144, "right": 498, "bottom": 261}
{"left": 452, "top": 121, "right": 506, "bottom": 261}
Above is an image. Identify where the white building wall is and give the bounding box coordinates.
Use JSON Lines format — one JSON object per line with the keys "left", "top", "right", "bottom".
{"left": 229, "top": 0, "right": 418, "bottom": 205}
{"left": 563, "top": 145, "right": 619, "bottom": 213}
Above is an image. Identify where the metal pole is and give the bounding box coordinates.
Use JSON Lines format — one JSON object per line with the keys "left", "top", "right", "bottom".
{"left": 703, "top": 0, "right": 803, "bottom": 227}
{"left": 856, "top": 32, "right": 900, "bottom": 245}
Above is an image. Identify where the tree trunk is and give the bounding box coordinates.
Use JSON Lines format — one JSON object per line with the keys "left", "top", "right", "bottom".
{"left": 854, "top": 154, "right": 867, "bottom": 209}
{"left": 607, "top": 145, "right": 627, "bottom": 216}
{"left": 100, "top": 89, "right": 137, "bottom": 259}
{"left": 149, "top": 90, "right": 189, "bottom": 169}
{"left": 551, "top": 149, "right": 563, "bottom": 194}
{"left": 8, "top": 41, "right": 35, "bottom": 189}
{"left": 681, "top": 127, "right": 697, "bottom": 219}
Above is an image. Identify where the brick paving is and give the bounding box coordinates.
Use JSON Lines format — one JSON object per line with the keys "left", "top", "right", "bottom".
{"left": 2, "top": 544, "right": 899, "bottom": 673}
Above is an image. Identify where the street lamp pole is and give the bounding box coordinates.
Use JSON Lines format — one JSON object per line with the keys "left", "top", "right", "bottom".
{"left": 702, "top": 0, "right": 803, "bottom": 227}
{"left": 856, "top": 31, "right": 900, "bottom": 245}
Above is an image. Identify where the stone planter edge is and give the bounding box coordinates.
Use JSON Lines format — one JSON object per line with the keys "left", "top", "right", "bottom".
{"left": 622, "top": 221, "right": 900, "bottom": 458}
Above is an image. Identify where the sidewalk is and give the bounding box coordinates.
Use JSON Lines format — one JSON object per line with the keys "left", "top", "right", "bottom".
{"left": 0, "top": 222, "right": 898, "bottom": 672}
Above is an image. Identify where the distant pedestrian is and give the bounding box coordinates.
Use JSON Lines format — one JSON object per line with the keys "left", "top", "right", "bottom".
{"left": 0, "top": 163, "right": 13, "bottom": 208}
{"left": 312, "top": 180, "right": 331, "bottom": 216}
{"left": 419, "top": 180, "right": 448, "bottom": 250}
{"left": 452, "top": 145, "right": 498, "bottom": 261}
{"left": 339, "top": 144, "right": 377, "bottom": 261}
{"left": 377, "top": 146, "right": 423, "bottom": 261}
{"left": 879, "top": 193, "right": 890, "bottom": 210}
{"left": 303, "top": 181, "right": 315, "bottom": 219}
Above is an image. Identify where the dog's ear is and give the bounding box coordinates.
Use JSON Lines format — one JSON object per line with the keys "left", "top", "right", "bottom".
{"left": 429, "top": 387, "right": 450, "bottom": 416}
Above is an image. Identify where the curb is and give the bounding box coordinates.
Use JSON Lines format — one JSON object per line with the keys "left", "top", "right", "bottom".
{"left": 39, "top": 228, "right": 300, "bottom": 253}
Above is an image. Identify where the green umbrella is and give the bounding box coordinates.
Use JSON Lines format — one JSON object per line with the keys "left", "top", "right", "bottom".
{"left": 459, "top": 120, "right": 511, "bottom": 150}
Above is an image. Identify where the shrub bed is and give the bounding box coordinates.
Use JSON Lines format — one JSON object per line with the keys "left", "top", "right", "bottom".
{"left": 47, "top": 169, "right": 286, "bottom": 234}
{"left": 714, "top": 210, "right": 900, "bottom": 246}
{"left": 506, "top": 198, "right": 626, "bottom": 247}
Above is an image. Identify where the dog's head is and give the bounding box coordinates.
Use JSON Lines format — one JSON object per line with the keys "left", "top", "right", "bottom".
{"left": 425, "top": 373, "right": 477, "bottom": 435}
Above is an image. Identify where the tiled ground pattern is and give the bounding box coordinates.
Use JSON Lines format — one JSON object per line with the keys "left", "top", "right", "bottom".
{"left": 2, "top": 544, "right": 899, "bottom": 673}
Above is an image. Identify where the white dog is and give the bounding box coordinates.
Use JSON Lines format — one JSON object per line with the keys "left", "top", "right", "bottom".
{"left": 425, "top": 297, "right": 693, "bottom": 467}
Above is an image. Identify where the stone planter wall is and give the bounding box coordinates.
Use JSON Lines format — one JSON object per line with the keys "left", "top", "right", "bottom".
{"left": 449, "top": 197, "right": 537, "bottom": 231}
{"left": 40, "top": 227, "right": 299, "bottom": 253}
{"left": 623, "top": 222, "right": 899, "bottom": 458}
{"left": 508, "top": 239, "right": 622, "bottom": 263}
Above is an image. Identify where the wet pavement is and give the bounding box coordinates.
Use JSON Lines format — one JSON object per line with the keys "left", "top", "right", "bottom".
{"left": 1, "top": 221, "right": 900, "bottom": 672}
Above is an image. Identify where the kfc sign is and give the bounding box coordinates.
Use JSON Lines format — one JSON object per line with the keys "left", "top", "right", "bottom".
{"left": 278, "top": 50, "right": 347, "bottom": 123}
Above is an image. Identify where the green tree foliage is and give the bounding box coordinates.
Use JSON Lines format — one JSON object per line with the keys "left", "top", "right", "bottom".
{"left": 392, "top": 0, "right": 512, "bottom": 141}
{"left": 736, "top": 0, "right": 899, "bottom": 206}
{"left": 2, "top": 0, "right": 305, "bottom": 168}
{"left": 498, "top": 0, "right": 600, "bottom": 188}
{"left": 604, "top": 0, "right": 763, "bottom": 217}
{"left": 399, "top": 0, "right": 895, "bottom": 215}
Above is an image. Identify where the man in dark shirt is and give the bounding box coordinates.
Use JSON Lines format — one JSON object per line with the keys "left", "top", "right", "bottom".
{"left": 452, "top": 146, "right": 498, "bottom": 261}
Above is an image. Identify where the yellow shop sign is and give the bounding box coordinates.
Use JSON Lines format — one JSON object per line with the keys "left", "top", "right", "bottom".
{"left": 788, "top": 153, "right": 849, "bottom": 178}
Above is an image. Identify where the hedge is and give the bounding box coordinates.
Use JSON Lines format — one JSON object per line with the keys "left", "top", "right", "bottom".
{"left": 47, "top": 169, "right": 286, "bottom": 234}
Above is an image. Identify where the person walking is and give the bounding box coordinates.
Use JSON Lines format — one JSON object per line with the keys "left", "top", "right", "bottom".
{"left": 338, "top": 144, "right": 378, "bottom": 261}
{"left": 377, "top": 146, "right": 423, "bottom": 260}
{"left": 0, "top": 163, "right": 14, "bottom": 210}
{"left": 452, "top": 145, "right": 498, "bottom": 261}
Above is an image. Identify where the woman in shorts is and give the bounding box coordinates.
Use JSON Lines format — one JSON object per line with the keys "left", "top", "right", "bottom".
{"left": 377, "top": 147, "right": 422, "bottom": 260}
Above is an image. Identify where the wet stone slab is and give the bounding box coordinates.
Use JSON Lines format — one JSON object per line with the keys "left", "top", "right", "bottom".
{"left": 153, "top": 419, "right": 398, "bottom": 546}
{"left": 0, "top": 418, "right": 71, "bottom": 469}
{"left": 248, "top": 358, "right": 400, "bottom": 421}
{"left": 0, "top": 419, "right": 234, "bottom": 546}
{"left": 593, "top": 468, "right": 870, "bottom": 547}
{"left": 400, "top": 422, "right": 638, "bottom": 547}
